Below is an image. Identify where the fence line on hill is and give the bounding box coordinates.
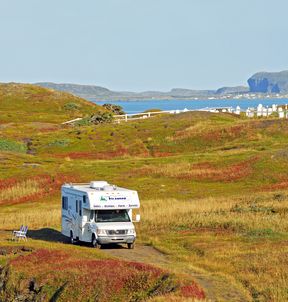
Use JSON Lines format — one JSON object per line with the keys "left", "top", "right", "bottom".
{"left": 113, "top": 107, "right": 234, "bottom": 123}
{"left": 62, "top": 104, "right": 288, "bottom": 125}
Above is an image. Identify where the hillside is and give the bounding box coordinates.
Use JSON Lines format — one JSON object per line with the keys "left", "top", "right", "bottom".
{"left": 37, "top": 71, "right": 288, "bottom": 100}
{"left": 36, "top": 82, "right": 251, "bottom": 100}
{"left": 1, "top": 110, "right": 288, "bottom": 301}
{"left": 36, "top": 82, "right": 117, "bottom": 98}
{"left": 0, "top": 83, "right": 105, "bottom": 123}
{"left": 248, "top": 70, "right": 288, "bottom": 93}
{"left": 215, "top": 85, "right": 248, "bottom": 95}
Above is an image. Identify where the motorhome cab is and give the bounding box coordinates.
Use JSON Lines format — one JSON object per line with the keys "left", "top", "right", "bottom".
{"left": 61, "top": 181, "right": 140, "bottom": 249}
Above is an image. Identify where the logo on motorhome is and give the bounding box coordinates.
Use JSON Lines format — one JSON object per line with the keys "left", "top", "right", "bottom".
{"left": 100, "top": 196, "right": 127, "bottom": 202}
{"left": 109, "top": 196, "right": 127, "bottom": 201}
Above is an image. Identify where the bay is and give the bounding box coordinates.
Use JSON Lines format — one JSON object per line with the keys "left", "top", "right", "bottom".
{"left": 90, "top": 98, "right": 288, "bottom": 114}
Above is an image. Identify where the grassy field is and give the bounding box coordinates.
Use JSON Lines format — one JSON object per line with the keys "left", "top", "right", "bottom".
{"left": 0, "top": 83, "right": 105, "bottom": 123}
{"left": 1, "top": 89, "right": 288, "bottom": 301}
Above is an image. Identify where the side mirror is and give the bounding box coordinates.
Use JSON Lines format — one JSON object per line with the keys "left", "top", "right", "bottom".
{"left": 135, "top": 214, "right": 141, "bottom": 222}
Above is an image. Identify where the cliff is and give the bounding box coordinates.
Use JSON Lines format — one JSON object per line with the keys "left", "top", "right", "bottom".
{"left": 248, "top": 70, "right": 288, "bottom": 93}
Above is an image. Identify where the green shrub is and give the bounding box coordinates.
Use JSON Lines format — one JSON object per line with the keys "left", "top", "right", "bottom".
{"left": 143, "top": 109, "right": 162, "bottom": 113}
{"left": 102, "top": 103, "right": 124, "bottom": 115}
{"left": 64, "top": 102, "right": 81, "bottom": 110}
{"left": 90, "top": 111, "right": 113, "bottom": 124}
{"left": 245, "top": 228, "right": 280, "bottom": 238}
{"left": 48, "top": 139, "right": 71, "bottom": 147}
{"left": 75, "top": 117, "right": 91, "bottom": 126}
{"left": 0, "top": 139, "right": 27, "bottom": 153}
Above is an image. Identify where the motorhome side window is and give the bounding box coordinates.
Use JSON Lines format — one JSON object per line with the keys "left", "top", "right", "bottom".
{"left": 79, "top": 200, "right": 82, "bottom": 216}
{"left": 62, "top": 196, "right": 68, "bottom": 210}
{"left": 90, "top": 211, "right": 94, "bottom": 221}
{"left": 76, "top": 200, "right": 82, "bottom": 216}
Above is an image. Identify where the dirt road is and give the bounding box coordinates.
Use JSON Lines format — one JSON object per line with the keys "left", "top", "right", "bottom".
{"left": 102, "top": 244, "right": 250, "bottom": 302}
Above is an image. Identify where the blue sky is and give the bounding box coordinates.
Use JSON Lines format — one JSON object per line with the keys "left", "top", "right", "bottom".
{"left": 0, "top": 0, "right": 287, "bottom": 91}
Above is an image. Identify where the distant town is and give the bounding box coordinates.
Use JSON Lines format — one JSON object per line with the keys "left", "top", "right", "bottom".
{"left": 192, "top": 92, "right": 288, "bottom": 101}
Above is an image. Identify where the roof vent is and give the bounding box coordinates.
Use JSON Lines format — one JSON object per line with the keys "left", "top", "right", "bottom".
{"left": 103, "top": 185, "right": 114, "bottom": 191}
{"left": 90, "top": 181, "right": 108, "bottom": 189}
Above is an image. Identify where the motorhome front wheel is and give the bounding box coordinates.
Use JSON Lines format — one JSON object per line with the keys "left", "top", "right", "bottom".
{"left": 128, "top": 243, "right": 134, "bottom": 249}
{"left": 91, "top": 235, "right": 101, "bottom": 249}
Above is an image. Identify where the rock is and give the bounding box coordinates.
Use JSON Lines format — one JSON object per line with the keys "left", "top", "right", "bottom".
{"left": 248, "top": 70, "right": 288, "bottom": 93}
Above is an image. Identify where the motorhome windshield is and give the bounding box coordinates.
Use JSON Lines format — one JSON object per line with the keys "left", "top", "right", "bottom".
{"left": 95, "top": 210, "right": 130, "bottom": 223}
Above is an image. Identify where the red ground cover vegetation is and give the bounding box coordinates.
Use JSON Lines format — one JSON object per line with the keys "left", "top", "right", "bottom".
{"left": 9, "top": 249, "right": 172, "bottom": 300}
{"left": 52, "top": 148, "right": 173, "bottom": 160}
{"left": 61, "top": 150, "right": 131, "bottom": 159}
{"left": 262, "top": 179, "right": 288, "bottom": 191}
{"left": 201, "top": 124, "right": 249, "bottom": 142}
{"left": 137, "top": 157, "right": 258, "bottom": 182}
{"left": 152, "top": 151, "right": 175, "bottom": 157}
{"left": 9, "top": 249, "right": 205, "bottom": 301}
{"left": 188, "top": 157, "right": 258, "bottom": 182}
{"left": 0, "top": 173, "right": 78, "bottom": 205}
{"left": 180, "top": 283, "right": 206, "bottom": 299}
{"left": 52, "top": 146, "right": 142, "bottom": 160}
{"left": 174, "top": 124, "right": 248, "bottom": 142}
{"left": 10, "top": 249, "right": 165, "bottom": 278}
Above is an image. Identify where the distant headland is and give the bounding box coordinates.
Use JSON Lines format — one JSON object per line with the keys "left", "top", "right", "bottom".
{"left": 35, "top": 70, "right": 288, "bottom": 101}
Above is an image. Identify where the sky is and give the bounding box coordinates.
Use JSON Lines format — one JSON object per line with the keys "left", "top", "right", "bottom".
{"left": 0, "top": 0, "right": 288, "bottom": 91}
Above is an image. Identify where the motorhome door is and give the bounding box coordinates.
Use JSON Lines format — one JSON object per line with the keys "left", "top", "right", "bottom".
{"left": 75, "top": 199, "right": 82, "bottom": 239}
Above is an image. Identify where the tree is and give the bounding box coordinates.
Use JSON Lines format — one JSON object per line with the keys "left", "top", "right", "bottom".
{"left": 102, "top": 103, "right": 125, "bottom": 115}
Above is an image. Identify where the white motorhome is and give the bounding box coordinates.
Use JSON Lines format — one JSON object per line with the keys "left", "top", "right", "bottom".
{"left": 61, "top": 181, "right": 140, "bottom": 249}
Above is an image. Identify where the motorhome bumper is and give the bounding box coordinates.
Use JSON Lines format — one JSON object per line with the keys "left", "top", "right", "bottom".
{"left": 97, "top": 235, "right": 135, "bottom": 244}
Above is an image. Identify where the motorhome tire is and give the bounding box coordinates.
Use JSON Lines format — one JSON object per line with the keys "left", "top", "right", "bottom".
{"left": 70, "top": 231, "right": 74, "bottom": 245}
{"left": 91, "top": 235, "right": 100, "bottom": 249}
{"left": 127, "top": 243, "right": 134, "bottom": 249}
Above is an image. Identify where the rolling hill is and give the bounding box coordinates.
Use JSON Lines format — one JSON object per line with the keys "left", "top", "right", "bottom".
{"left": 0, "top": 83, "right": 105, "bottom": 123}
{"left": 35, "top": 82, "right": 250, "bottom": 100}
{"left": 36, "top": 70, "right": 288, "bottom": 100}
{"left": 0, "top": 101, "right": 288, "bottom": 301}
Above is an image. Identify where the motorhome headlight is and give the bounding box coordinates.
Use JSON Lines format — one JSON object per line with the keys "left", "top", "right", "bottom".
{"left": 96, "top": 229, "right": 106, "bottom": 235}
{"left": 127, "top": 229, "right": 135, "bottom": 235}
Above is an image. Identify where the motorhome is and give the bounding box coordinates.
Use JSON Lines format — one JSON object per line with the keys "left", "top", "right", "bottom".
{"left": 61, "top": 181, "right": 140, "bottom": 249}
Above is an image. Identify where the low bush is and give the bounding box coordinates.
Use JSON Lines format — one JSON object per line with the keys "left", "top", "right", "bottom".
{"left": 48, "top": 139, "right": 70, "bottom": 147}
{"left": 90, "top": 111, "right": 113, "bottom": 124}
{"left": 64, "top": 102, "right": 81, "bottom": 110}
{"left": 102, "top": 103, "right": 125, "bottom": 115}
{"left": 75, "top": 112, "right": 113, "bottom": 126}
{"left": 0, "top": 139, "right": 27, "bottom": 153}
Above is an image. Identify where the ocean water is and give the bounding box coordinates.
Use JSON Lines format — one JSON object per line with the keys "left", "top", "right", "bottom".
{"left": 90, "top": 98, "right": 288, "bottom": 114}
